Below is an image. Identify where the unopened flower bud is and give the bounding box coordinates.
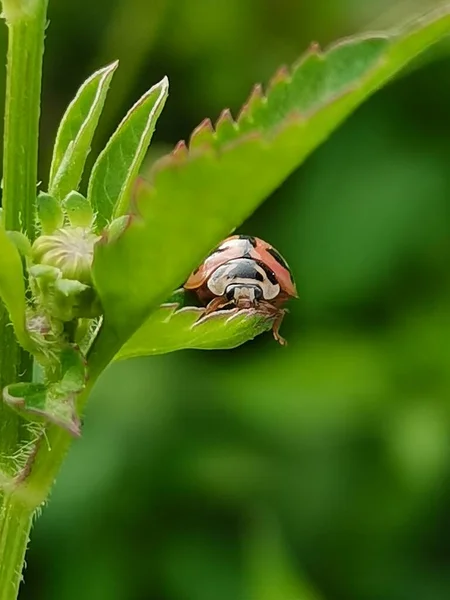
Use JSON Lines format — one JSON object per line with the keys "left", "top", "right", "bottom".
{"left": 31, "top": 227, "right": 99, "bottom": 285}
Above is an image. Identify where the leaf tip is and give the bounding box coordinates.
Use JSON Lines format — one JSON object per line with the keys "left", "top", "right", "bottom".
{"left": 153, "top": 74, "right": 170, "bottom": 97}
{"left": 93, "top": 59, "right": 120, "bottom": 82}
{"left": 189, "top": 118, "right": 215, "bottom": 149}
{"left": 214, "top": 109, "right": 238, "bottom": 142}
{"left": 125, "top": 75, "right": 169, "bottom": 116}
{"left": 237, "top": 83, "right": 265, "bottom": 123}
{"left": 108, "top": 58, "right": 120, "bottom": 71}
{"left": 101, "top": 214, "right": 134, "bottom": 245}
{"left": 308, "top": 41, "right": 322, "bottom": 55}
{"left": 67, "top": 411, "right": 82, "bottom": 438}
{"left": 216, "top": 108, "right": 235, "bottom": 127}
{"left": 268, "top": 65, "right": 291, "bottom": 90}
{"left": 172, "top": 139, "right": 189, "bottom": 160}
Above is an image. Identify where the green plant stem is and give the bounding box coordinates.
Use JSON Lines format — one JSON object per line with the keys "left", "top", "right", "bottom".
{"left": 0, "top": 327, "right": 29, "bottom": 472}
{"left": 13, "top": 380, "right": 94, "bottom": 509}
{"left": 0, "top": 337, "right": 103, "bottom": 593}
{"left": 0, "top": 494, "right": 33, "bottom": 600}
{"left": 9, "top": 332, "right": 111, "bottom": 511}
{"left": 0, "top": 0, "right": 47, "bottom": 473}
{"left": 2, "top": 0, "right": 48, "bottom": 237}
{"left": 0, "top": 0, "right": 49, "bottom": 596}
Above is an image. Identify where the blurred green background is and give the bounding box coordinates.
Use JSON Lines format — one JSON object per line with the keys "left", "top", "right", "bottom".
{"left": 12, "top": 0, "right": 450, "bottom": 598}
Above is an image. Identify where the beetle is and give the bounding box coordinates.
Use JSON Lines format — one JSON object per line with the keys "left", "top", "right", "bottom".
{"left": 184, "top": 235, "right": 297, "bottom": 345}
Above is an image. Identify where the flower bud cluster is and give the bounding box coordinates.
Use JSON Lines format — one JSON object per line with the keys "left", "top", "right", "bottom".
{"left": 29, "top": 191, "right": 102, "bottom": 323}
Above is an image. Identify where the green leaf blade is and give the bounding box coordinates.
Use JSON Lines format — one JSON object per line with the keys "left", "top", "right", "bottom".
{"left": 88, "top": 76, "right": 169, "bottom": 230}
{"left": 114, "top": 304, "right": 276, "bottom": 361}
{"left": 49, "top": 61, "right": 118, "bottom": 201}
{"left": 0, "top": 227, "right": 33, "bottom": 352}
{"left": 91, "top": 8, "right": 450, "bottom": 371}
{"left": 236, "top": 36, "right": 389, "bottom": 135}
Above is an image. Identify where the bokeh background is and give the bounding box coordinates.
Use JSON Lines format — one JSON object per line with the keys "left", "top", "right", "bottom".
{"left": 11, "top": 0, "right": 450, "bottom": 598}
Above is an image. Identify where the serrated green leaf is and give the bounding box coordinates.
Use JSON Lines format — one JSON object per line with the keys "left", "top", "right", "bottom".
{"left": 88, "top": 76, "right": 169, "bottom": 230}
{"left": 49, "top": 61, "right": 118, "bottom": 201}
{"left": 90, "top": 8, "right": 450, "bottom": 373}
{"left": 2, "top": 346, "right": 86, "bottom": 436}
{"left": 0, "top": 226, "right": 33, "bottom": 352}
{"left": 114, "top": 304, "right": 275, "bottom": 361}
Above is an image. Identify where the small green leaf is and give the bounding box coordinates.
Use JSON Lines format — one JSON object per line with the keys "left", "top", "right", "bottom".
{"left": 114, "top": 304, "right": 276, "bottom": 361}
{"left": 0, "top": 226, "right": 33, "bottom": 352}
{"left": 49, "top": 61, "right": 118, "bottom": 201}
{"left": 3, "top": 382, "right": 80, "bottom": 436}
{"left": 37, "top": 191, "right": 64, "bottom": 233}
{"left": 54, "top": 278, "right": 88, "bottom": 296}
{"left": 91, "top": 8, "right": 450, "bottom": 373}
{"left": 3, "top": 382, "right": 47, "bottom": 412}
{"left": 29, "top": 264, "right": 61, "bottom": 281}
{"left": 62, "top": 191, "right": 94, "bottom": 227}
{"left": 3, "top": 346, "right": 86, "bottom": 437}
{"left": 88, "top": 76, "right": 169, "bottom": 230}
{"left": 6, "top": 230, "right": 31, "bottom": 257}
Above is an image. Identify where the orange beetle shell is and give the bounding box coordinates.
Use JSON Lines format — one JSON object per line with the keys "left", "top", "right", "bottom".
{"left": 185, "top": 235, "right": 298, "bottom": 299}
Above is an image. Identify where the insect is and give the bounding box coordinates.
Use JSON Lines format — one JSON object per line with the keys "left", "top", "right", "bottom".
{"left": 184, "top": 235, "right": 297, "bottom": 345}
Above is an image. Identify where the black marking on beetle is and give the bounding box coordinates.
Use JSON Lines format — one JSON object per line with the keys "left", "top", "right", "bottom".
{"left": 255, "top": 260, "right": 278, "bottom": 285}
{"left": 238, "top": 234, "right": 257, "bottom": 247}
{"left": 267, "top": 247, "right": 291, "bottom": 272}
{"left": 227, "top": 260, "right": 264, "bottom": 281}
{"left": 211, "top": 245, "right": 228, "bottom": 255}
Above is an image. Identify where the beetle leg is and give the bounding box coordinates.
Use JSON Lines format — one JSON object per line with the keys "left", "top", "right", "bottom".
{"left": 257, "top": 301, "right": 287, "bottom": 346}
{"left": 203, "top": 296, "right": 230, "bottom": 315}
{"left": 271, "top": 309, "right": 287, "bottom": 346}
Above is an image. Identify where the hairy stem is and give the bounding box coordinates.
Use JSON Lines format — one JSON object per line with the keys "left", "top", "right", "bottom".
{"left": 13, "top": 380, "right": 93, "bottom": 509}
{"left": 0, "top": 494, "right": 33, "bottom": 600}
{"left": 2, "top": 0, "right": 48, "bottom": 238}
{"left": 7, "top": 333, "right": 111, "bottom": 521}
{"left": 0, "top": 0, "right": 49, "bottom": 596}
